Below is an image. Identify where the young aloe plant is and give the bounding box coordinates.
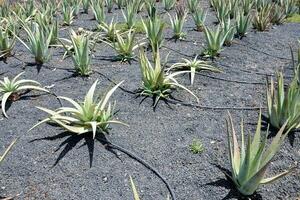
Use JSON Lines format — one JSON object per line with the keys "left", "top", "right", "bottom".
{"left": 221, "top": 17, "right": 235, "bottom": 46}
{"left": 253, "top": 4, "right": 272, "bottom": 31}
{"left": 163, "top": 0, "right": 176, "bottom": 11}
{"left": 106, "top": 0, "right": 114, "bottom": 13}
{"left": 59, "top": 29, "right": 94, "bottom": 76}
{"left": 122, "top": 1, "right": 138, "bottom": 29}
{"left": 0, "top": 72, "right": 49, "bottom": 118}
{"left": 168, "top": 5, "right": 188, "bottom": 41}
{"left": 142, "top": 16, "right": 165, "bottom": 54}
{"left": 0, "top": 18, "right": 16, "bottom": 58}
{"left": 226, "top": 112, "right": 292, "bottom": 196}
{"left": 16, "top": 22, "right": 53, "bottom": 65}
{"left": 192, "top": 7, "right": 207, "bottom": 32}
{"left": 91, "top": 0, "right": 106, "bottom": 24}
{"left": 187, "top": 0, "right": 200, "bottom": 13}
{"left": 267, "top": 72, "right": 300, "bottom": 131}
{"left": 138, "top": 49, "right": 199, "bottom": 107}
{"left": 203, "top": 25, "right": 229, "bottom": 58}
{"left": 82, "top": 0, "right": 90, "bottom": 14}
{"left": 168, "top": 55, "right": 221, "bottom": 85}
{"left": 105, "top": 30, "right": 146, "bottom": 62}
{"left": 62, "top": 0, "right": 75, "bottom": 26}
{"left": 270, "top": 4, "right": 286, "bottom": 25}
{"left": 98, "top": 18, "right": 120, "bottom": 42}
{"left": 235, "top": 11, "right": 251, "bottom": 38}
{"left": 30, "top": 80, "right": 127, "bottom": 139}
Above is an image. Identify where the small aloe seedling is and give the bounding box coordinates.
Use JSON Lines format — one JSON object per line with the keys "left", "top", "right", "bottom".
{"left": 30, "top": 80, "right": 127, "bottom": 139}
{"left": 168, "top": 55, "right": 221, "bottom": 85}
{"left": 105, "top": 30, "right": 146, "bottom": 62}
{"left": 91, "top": 0, "right": 106, "bottom": 24}
{"left": 203, "top": 25, "right": 229, "bottom": 58}
{"left": 0, "top": 72, "right": 49, "bottom": 118}
{"left": 189, "top": 139, "right": 204, "bottom": 154}
{"left": 59, "top": 29, "right": 94, "bottom": 76}
{"left": 105, "top": 0, "right": 114, "bottom": 13}
{"left": 221, "top": 17, "right": 235, "bottom": 46}
{"left": 226, "top": 112, "right": 292, "bottom": 196}
{"left": 16, "top": 22, "right": 53, "bottom": 65}
{"left": 270, "top": 4, "right": 286, "bottom": 25}
{"left": 168, "top": 5, "right": 188, "bottom": 41}
{"left": 192, "top": 7, "right": 207, "bottom": 32}
{"left": 138, "top": 49, "right": 199, "bottom": 107}
{"left": 82, "top": 0, "right": 90, "bottom": 13}
{"left": 267, "top": 72, "right": 300, "bottom": 131}
{"left": 187, "top": 0, "right": 200, "bottom": 13}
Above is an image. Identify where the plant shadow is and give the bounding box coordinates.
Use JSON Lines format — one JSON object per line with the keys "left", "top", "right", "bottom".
{"left": 29, "top": 131, "right": 120, "bottom": 168}
{"left": 203, "top": 164, "right": 263, "bottom": 200}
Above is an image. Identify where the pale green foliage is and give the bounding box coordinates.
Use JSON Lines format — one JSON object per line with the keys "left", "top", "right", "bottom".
{"left": 168, "top": 55, "right": 221, "bottom": 85}
{"left": 62, "top": 0, "right": 75, "bottom": 26}
{"left": 189, "top": 139, "right": 204, "bottom": 154}
{"left": 241, "top": 0, "right": 254, "bottom": 15}
{"left": 267, "top": 72, "right": 300, "bottom": 130}
{"left": 106, "top": 0, "right": 114, "bottom": 13}
{"left": 106, "top": 30, "right": 146, "bottom": 62}
{"left": 271, "top": 4, "right": 286, "bottom": 25}
{"left": 0, "top": 72, "right": 49, "bottom": 118}
{"left": 168, "top": 6, "right": 188, "bottom": 40}
{"left": 138, "top": 50, "right": 199, "bottom": 107}
{"left": 16, "top": 22, "right": 53, "bottom": 64}
{"left": 214, "top": 0, "right": 231, "bottom": 23}
{"left": 82, "top": 0, "right": 90, "bottom": 13}
{"left": 203, "top": 25, "right": 229, "bottom": 58}
{"left": 91, "top": 0, "right": 106, "bottom": 24}
{"left": 187, "top": 0, "right": 200, "bottom": 13}
{"left": 226, "top": 112, "right": 292, "bottom": 196}
{"left": 163, "top": 0, "right": 176, "bottom": 11}
{"left": 35, "top": 11, "right": 58, "bottom": 45}
{"left": 59, "top": 29, "right": 94, "bottom": 76}
{"left": 122, "top": 1, "right": 138, "bottom": 29}
{"left": 221, "top": 17, "right": 235, "bottom": 46}
{"left": 98, "top": 18, "right": 120, "bottom": 41}
{"left": 30, "top": 80, "right": 127, "bottom": 139}
{"left": 235, "top": 12, "right": 252, "bottom": 37}
{"left": 253, "top": 4, "right": 272, "bottom": 31}
{"left": 116, "top": 0, "right": 126, "bottom": 9}
{"left": 142, "top": 16, "right": 165, "bottom": 54}
{"left": 192, "top": 7, "right": 207, "bottom": 31}
{"left": 0, "top": 18, "right": 16, "bottom": 58}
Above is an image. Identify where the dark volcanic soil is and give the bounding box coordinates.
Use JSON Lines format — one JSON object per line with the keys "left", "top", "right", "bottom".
{"left": 0, "top": 1, "right": 300, "bottom": 200}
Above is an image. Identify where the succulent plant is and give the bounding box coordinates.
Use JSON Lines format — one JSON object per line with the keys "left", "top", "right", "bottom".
{"left": 226, "top": 112, "right": 292, "bottom": 196}
{"left": 30, "top": 80, "right": 127, "bottom": 139}
{"left": 0, "top": 72, "right": 49, "bottom": 118}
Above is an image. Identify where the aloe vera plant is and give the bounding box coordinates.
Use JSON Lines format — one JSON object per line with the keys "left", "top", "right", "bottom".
{"left": 142, "top": 16, "right": 165, "bottom": 53}
{"left": 203, "top": 25, "right": 229, "bottom": 58}
{"left": 106, "top": 30, "right": 145, "bottom": 62}
{"left": 30, "top": 80, "right": 127, "bottom": 139}
{"left": 122, "top": 1, "right": 138, "bottom": 29}
{"left": 192, "top": 7, "right": 207, "bottom": 32}
{"left": 235, "top": 12, "right": 251, "bottom": 38}
{"left": 16, "top": 22, "right": 53, "bottom": 64}
{"left": 0, "top": 18, "right": 16, "bottom": 58}
{"left": 163, "top": 0, "right": 176, "bottom": 11}
{"left": 82, "top": 0, "right": 90, "bottom": 13}
{"left": 62, "top": 0, "right": 75, "bottom": 26}
{"left": 267, "top": 72, "right": 300, "bottom": 130}
{"left": 187, "top": 0, "right": 200, "bottom": 13}
{"left": 253, "top": 4, "right": 272, "bottom": 31}
{"left": 138, "top": 49, "right": 199, "bottom": 107}
{"left": 226, "top": 112, "right": 292, "bottom": 196}
{"left": 168, "top": 5, "right": 188, "bottom": 41}
{"left": 91, "top": 0, "right": 106, "bottom": 24}
{"left": 59, "top": 29, "right": 94, "bottom": 76}
{"left": 168, "top": 55, "right": 221, "bottom": 85}
{"left": 0, "top": 72, "right": 49, "bottom": 118}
